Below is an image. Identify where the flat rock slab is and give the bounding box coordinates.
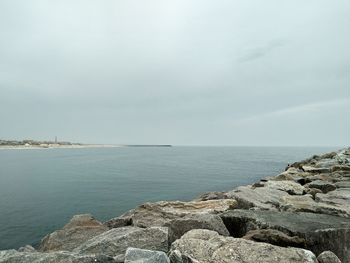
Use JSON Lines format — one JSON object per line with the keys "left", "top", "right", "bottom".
{"left": 39, "top": 214, "right": 108, "bottom": 252}
{"left": 108, "top": 200, "right": 237, "bottom": 228}
{"left": 226, "top": 185, "right": 289, "bottom": 210}
{"left": 125, "top": 248, "right": 170, "bottom": 263}
{"left": 74, "top": 226, "right": 168, "bottom": 262}
{"left": 0, "top": 250, "right": 114, "bottom": 263}
{"left": 220, "top": 209, "right": 350, "bottom": 263}
{"left": 169, "top": 229, "right": 317, "bottom": 263}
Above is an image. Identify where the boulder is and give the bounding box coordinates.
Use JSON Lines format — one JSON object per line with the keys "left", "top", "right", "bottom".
{"left": 306, "top": 180, "right": 337, "bottom": 193}
{"left": 335, "top": 181, "right": 350, "bottom": 188}
{"left": 0, "top": 250, "right": 114, "bottom": 263}
{"left": 39, "top": 214, "right": 108, "bottom": 252}
{"left": 263, "top": 180, "right": 305, "bottom": 195}
{"left": 165, "top": 213, "right": 229, "bottom": 243}
{"left": 315, "top": 189, "right": 350, "bottom": 217}
{"left": 220, "top": 209, "right": 350, "bottom": 263}
{"left": 125, "top": 248, "right": 169, "bottom": 263}
{"left": 242, "top": 229, "right": 306, "bottom": 248}
{"left": 317, "top": 251, "right": 342, "bottom": 263}
{"left": 111, "top": 200, "right": 237, "bottom": 228}
{"left": 17, "top": 245, "right": 35, "bottom": 252}
{"left": 195, "top": 191, "right": 229, "bottom": 201}
{"left": 279, "top": 195, "right": 349, "bottom": 217}
{"left": 169, "top": 229, "right": 317, "bottom": 263}
{"left": 226, "top": 185, "right": 288, "bottom": 210}
{"left": 74, "top": 226, "right": 168, "bottom": 262}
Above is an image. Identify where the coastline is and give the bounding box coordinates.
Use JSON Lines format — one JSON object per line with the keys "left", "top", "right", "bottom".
{"left": 1, "top": 147, "right": 349, "bottom": 262}
{"left": 0, "top": 144, "right": 172, "bottom": 150}
{"left": 0, "top": 144, "right": 121, "bottom": 150}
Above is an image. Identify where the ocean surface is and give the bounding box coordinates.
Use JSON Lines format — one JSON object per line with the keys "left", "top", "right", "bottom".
{"left": 0, "top": 146, "right": 337, "bottom": 250}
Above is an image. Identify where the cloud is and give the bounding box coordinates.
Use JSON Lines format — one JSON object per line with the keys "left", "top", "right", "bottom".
{"left": 231, "top": 98, "right": 350, "bottom": 126}
{"left": 238, "top": 39, "right": 287, "bottom": 62}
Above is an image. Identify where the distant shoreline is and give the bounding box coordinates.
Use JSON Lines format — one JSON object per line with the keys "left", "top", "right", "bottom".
{"left": 0, "top": 144, "right": 172, "bottom": 150}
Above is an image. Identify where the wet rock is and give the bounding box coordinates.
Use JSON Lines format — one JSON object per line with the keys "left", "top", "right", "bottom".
{"left": 0, "top": 250, "right": 114, "bottom": 263}
{"left": 220, "top": 209, "right": 350, "bottom": 263}
{"left": 242, "top": 229, "right": 306, "bottom": 248}
{"left": 169, "top": 229, "right": 317, "bottom": 263}
{"left": 39, "top": 214, "right": 108, "bottom": 252}
{"left": 125, "top": 248, "right": 170, "bottom": 263}
{"left": 166, "top": 213, "right": 229, "bottom": 243}
{"left": 317, "top": 251, "right": 342, "bottom": 263}
{"left": 306, "top": 180, "right": 337, "bottom": 193}
{"left": 114, "top": 200, "right": 237, "bottom": 228}
{"left": 74, "top": 226, "right": 168, "bottom": 262}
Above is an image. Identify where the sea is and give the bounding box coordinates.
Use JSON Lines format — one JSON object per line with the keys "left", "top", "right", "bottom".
{"left": 0, "top": 146, "right": 337, "bottom": 250}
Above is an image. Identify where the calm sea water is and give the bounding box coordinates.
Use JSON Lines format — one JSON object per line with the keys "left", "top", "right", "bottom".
{"left": 0, "top": 146, "right": 336, "bottom": 250}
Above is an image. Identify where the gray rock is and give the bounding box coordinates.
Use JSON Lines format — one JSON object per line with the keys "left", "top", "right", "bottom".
{"left": 220, "top": 209, "right": 350, "bottom": 263}
{"left": 306, "top": 180, "right": 337, "bottom": 193}
{"left": 263, "top": 180, "right": 305, "bottom": 195}
{"left": 166, "top": 213, "right": 229, "bottom": 243}
{"left": 317, "top": 251, "right": 342, "bottom": 263}
{"left": 74, "top": 226, "right": 168, "bottom": 262}
{"left": 0, "top": 250, "right": 114, "bottom": 263}
{"left": 39, "top": 214, "right": 108, "bottom": 252}
{"left": 279, "top": 194, "right": 349, "bottom": 217}
{"left": 169, "top": 229, "right": 317, "bottom": 263}
{"left": 17, "top": 245, "right": 35, "bottom": 252}
{"left": 104, "top": 216, "right": 132, "bottom": 229}
{"left": 335, "top": 181, "right": 350, "bottom": 188}
{"left": 113, "top": 200, "right": 237, "bottom": 228}
{"left": 125, "top": 248, "right": 169, "bottom": 263}
{"left": 194, "top": 191, "right": 229, "bottom": 201}
{"left": 242, "top": 229, "right": 306, "bottom": 248}
{"left": 315, "top": 189, "right": 350, "bottom": 217}
{"left": 226, "top": 185, "right": 288, "bottom": 210}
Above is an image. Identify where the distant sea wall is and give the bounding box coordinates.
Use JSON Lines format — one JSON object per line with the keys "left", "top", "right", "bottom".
{"left": 1, "top": 147, "right": 349, "bottom": 262}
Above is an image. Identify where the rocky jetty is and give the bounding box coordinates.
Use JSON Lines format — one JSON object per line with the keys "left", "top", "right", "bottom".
{"left": 1, "top": 147, "right": 350, "bottom": 262}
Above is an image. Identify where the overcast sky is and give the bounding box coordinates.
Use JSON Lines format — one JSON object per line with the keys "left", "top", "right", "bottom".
{"left": 0, "top": 1, "right": 349, "bottom": 146}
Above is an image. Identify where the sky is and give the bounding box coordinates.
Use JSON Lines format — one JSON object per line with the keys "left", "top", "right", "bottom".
{"left": 0, "top": 0, "right": 349, "bottom": 146}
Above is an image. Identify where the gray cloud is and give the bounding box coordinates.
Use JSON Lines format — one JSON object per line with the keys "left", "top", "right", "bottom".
{"left": 0, "top": 0, "right": 350, "bottom": 146}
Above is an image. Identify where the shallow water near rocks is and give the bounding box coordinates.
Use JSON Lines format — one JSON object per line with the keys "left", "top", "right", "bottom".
{"left": 0, "top": 146, "right": 336, "bottom": 250}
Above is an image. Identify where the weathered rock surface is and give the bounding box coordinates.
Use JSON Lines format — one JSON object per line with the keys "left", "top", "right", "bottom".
{"left": 74, "top": 226, "right": 168, "bottom": 262}
{"left": 306, "top": 180, "right": 337, "bottom": 193}
{"left": 226, "top": 185, "right": 288, "bottom": 210}
{"left": 220, "top": 209, "right": 350, "bottom": 263}
{"left": 166, "top": 213, "right": 229, "bottom": 243}
{"left": 107, "top": 199, "right": 237, "bottom": 228}
{"left": 317, "top": 251, "right": 342, "bottom": 263}
{"left": 242, "top": 229, "right": 306, "bottom": 248}
{"left": 195, "top": 191, "right": 229, "bottom": 201}
{"left": 39, "top": 214, "right": 108, "bottom": 252}
{"left": 0, "top": 250, "right": 114, "bottom": 263}
{"left": 17, "top": 245, "right": 35, "bottom": 252}
{"left": 125, "top": 248, "right": 170, "bottom": 263}
{"left": 169, "top": 229, "right": 317, "bottom": 263}
{"left": 263, "top": 180, "right": 306, "bottom": 195}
